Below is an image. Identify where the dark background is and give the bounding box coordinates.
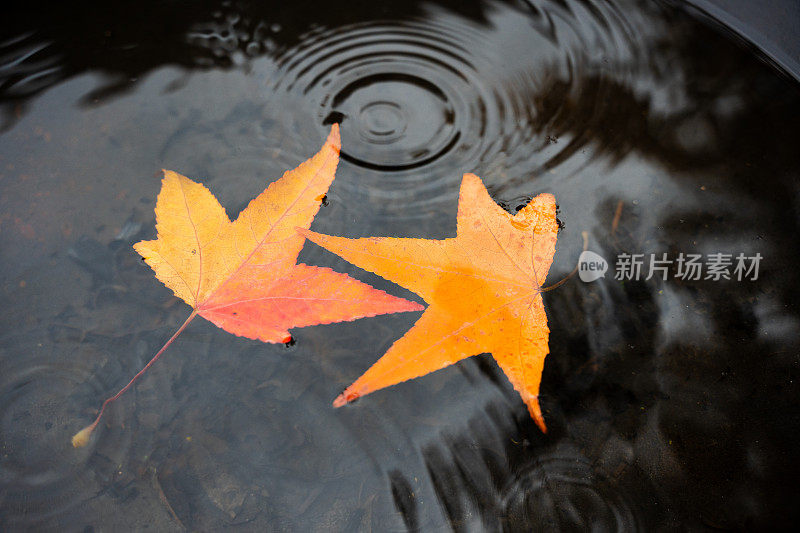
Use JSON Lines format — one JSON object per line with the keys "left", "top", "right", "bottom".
{"left": 1, "top": 0, "right": 799, "bottom": 529}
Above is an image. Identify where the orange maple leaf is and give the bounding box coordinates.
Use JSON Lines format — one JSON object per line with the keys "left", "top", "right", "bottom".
{"left": 300, "top": 173, "right": 558, "bottom": 432}
{"left": 72, "top": 125, "right": 422, "bottom": 447}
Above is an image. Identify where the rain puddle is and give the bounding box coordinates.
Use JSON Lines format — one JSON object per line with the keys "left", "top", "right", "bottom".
{"left": 1, "top": 0, "right": 799, "bottom": 529}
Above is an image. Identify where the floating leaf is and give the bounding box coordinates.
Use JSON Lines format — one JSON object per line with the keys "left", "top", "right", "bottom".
{"left": 72, "top": 125, "right": 422, "bottom": 447}
{"left": 300, "top": 173, "right": 558, "bottom": 431}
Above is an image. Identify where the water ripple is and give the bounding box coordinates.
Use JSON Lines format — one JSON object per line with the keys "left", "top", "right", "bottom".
{"left": 268, "top": 1, "right": 646, "bottom": 219}
{"left": 0, "top": 325, "right": 169, "bottom": 528}
{"left": 501, "top": 453, "right": 639, "bottom": 530}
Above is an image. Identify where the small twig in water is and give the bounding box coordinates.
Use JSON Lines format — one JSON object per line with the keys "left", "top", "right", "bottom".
{"left": 611, "top": 200, "right": 624, "bottom": 235}
{"left": 540, "top": 231, "right": 589, "bottom": 293}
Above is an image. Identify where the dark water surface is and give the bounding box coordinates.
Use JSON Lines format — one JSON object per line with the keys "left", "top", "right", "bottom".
{"left": 2, "top": 0, "right": 799, "bottom": 530}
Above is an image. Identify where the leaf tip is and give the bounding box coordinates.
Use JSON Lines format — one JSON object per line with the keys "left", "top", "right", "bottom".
{"left": 71, "top": 425, "right": 94, "bottom": 448}
{"left": 535, "top": 192, "right": 556, "bottom": 206}
{"left": 159, "top": 169, "right": 185, "bottom": 188}
{"left": 458, "top": 172, "right": 489, "bottom": 203}
{"left": 461, "top": 172, "right": 484, "bottom": 189}
{"left": 407, "top": 301, "right": 426, "bottom": 312}
{"left": 333, "top": 389, "right": 359, "bottom": 408}
{"left": 326, "top": 123, "right": 341, "bottom": 155}
{"left": 527, "top": 397, "right": 548, "bottom": 433}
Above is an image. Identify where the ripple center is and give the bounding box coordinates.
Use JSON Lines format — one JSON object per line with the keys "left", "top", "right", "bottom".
{"left": 360, "top": 101, "right": 406, "bottom": 142}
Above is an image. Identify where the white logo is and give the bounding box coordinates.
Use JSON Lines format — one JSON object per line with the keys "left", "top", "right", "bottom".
{"left": 578, "top": 251, "right": 608, "bottom": 282}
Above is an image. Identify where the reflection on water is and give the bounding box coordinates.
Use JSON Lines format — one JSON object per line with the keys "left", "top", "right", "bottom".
{"left": 2, "top": 0, "right": 800, "bottom": 529}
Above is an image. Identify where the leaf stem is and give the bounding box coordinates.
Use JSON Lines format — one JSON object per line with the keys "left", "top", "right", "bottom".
{"left": 72, "top": 310, "right": 197, "bottom": 447}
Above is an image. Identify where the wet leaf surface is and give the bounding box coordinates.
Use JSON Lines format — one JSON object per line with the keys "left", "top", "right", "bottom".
{"left": 302, "top": 173, "right": 559, "bottom": 431}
